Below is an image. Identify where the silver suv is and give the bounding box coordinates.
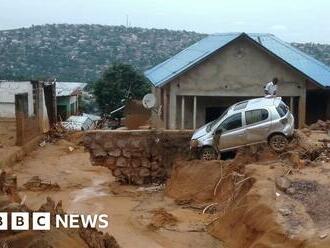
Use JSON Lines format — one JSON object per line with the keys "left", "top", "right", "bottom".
{"left": 190, "top": 97, "right": 294, "bottom": 160}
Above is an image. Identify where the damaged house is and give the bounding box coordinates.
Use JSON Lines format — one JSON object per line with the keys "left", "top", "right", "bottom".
{"left": 56, "top": 82, "right": 87, "bottom": 120}
{"left": 0, "top": 80, "right": 56, "bottom": 146}
{"left": 145, "top": 32, "right": 330, "bottom": 129}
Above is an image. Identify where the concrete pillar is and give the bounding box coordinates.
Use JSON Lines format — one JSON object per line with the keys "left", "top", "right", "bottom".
{"left": 37, "top": 81, "right": 44, "bottom": 133}
{"left": 290, "top": 97, "right": 294, "bottom": 113}
{"left": 181, "top": 96, "right": 185, "bottom": 129}
{"left": 298, "top": 89, "right": 306, "bottom": 128}
{"left": 193, "top": 96, "right": 197, "bottom": 130}
{"left": 169, "top": 85, "right": 177, "bottom": 129}
{"left": 163, "top": 87, "right": 168, "bottom": 128}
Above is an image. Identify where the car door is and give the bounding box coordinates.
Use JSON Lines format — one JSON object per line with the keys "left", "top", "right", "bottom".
{"left": 245, "top": 108, "right": 271, "bottom": 143}
{"left": 216, "top": 112, "right": 246, "bottom": 150}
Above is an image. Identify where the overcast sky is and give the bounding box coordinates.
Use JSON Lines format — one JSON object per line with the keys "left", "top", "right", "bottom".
{"left": 0, "top": 0, "right": 329, "bottom": 43}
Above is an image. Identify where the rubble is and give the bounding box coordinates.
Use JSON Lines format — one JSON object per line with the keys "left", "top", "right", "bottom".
{"left": 319, "top": 232, "right": 328, "bottom": 239}
{"left": 148, "top": 208, "right": 178, "bottom": 230}
{"left": 0, "top": 169, "right": 120, "bottom": 248}
{"left": 22, "top": 176, "right": 60, "bottom": 191}
{"left": 275, "top": 176, "right": 291, "bottom": 192}
{"left": 309, "top": 120, "right": 330, "bottom": 131}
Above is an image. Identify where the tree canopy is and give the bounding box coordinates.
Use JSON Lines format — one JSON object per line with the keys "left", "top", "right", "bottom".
{"left": 93, "top": 64, "right": 150, "bottom": 114}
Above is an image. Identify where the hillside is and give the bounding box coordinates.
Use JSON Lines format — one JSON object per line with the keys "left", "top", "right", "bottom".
{"left": 292, "top": 42, "right": 330, "bottom": 66}
{"left": 0, "top": 24, "right": 205, "bottom": 82}
{"left": 0, "top": 24, "right": 329, "bottom": 82}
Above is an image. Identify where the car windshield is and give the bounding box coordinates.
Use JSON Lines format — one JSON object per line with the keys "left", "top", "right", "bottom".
{"left": 206, "top": 108, "right": 229, "bottom": 132}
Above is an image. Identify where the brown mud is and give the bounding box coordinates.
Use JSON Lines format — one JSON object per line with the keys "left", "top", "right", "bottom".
{"left": 5, "top": 129, "right": 330, "bottom": 248}
{"left": 8, "top": 137, "right": 222, "bottom": 248}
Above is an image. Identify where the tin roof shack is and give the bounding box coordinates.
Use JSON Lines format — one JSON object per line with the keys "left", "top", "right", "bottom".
{"left": 145, "top": 33, "right": 330, "bottom": 129}
{"left": 56, "top": 82, "right": 87, "bottom": 121}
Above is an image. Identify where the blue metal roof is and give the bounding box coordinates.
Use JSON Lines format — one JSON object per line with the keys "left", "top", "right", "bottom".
{"left": 144, "top": 32, "right": 330, "bottom": 88}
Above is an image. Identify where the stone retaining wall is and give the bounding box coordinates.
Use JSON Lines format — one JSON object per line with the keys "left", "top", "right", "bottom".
{"left": 84, "top": 130, "right": 193, "bottom": 185}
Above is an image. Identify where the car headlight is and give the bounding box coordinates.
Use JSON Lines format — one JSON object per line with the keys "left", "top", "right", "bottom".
{"left": 190, "top": 139, "right": 199, "bottom": 148}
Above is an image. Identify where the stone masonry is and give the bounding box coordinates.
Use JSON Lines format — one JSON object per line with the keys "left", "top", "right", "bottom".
{"left": 84, "top": 130, "right": 192, "bottom": 185}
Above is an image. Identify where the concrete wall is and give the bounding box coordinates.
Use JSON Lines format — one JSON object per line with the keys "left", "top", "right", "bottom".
{"left": 159, "top": 37, "right": 310, "bottom": 129}
{"left": 0, "top": 81, "right": 34, "bottom": 118}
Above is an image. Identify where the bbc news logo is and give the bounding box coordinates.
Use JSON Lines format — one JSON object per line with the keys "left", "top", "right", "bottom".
{"left": 0, "top": 212, "right": 109, "bottom": 230}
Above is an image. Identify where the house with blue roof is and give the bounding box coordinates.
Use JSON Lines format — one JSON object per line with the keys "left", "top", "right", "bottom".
{"left": 145, "top": 32, "right": 330, "bottom": 129}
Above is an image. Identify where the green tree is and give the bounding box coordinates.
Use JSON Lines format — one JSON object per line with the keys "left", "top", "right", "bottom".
{"left": 93, "top": 63, "right": 150, "bottom": 114}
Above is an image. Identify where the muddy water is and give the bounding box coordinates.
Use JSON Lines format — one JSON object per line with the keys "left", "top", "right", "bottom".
{"left": 10, "top": 140, "right": 222, "bottom": 248}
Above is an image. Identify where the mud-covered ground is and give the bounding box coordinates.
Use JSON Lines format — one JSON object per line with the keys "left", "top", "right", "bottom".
{"left": 5, "top": 130, "right": 330, "bottom": 248}
{"left": 8, "top": 138, "right": 222, "bottom": 248}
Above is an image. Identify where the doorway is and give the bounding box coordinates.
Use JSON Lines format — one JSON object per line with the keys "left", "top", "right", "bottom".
{"left": 205, "top": 107, "right": 228, "bottom": 123}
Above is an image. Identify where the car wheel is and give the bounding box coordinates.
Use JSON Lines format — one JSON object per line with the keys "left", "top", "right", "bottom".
{"left": 200, "top": 147, "right": 218, "bottom": 160}
{"left": 269, "top": 134, "right": 288, "bottom": 152}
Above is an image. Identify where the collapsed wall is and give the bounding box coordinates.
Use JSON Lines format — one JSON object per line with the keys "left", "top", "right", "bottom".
{"left": 84, "top": 130, "right": 192, "bottom": 185}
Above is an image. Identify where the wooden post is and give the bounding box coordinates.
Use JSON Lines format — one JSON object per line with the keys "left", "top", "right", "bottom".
{"left": 15, "top": 113, "right": 24, "bottom": 146}
{"left": 181, "top": 96, "right": 185, "bottom": 129}
{"left": 15, "top": 93, "right": 28, "bottom": 146}
{"left": 193, "top": 96, "right": 197, "bottom": 130}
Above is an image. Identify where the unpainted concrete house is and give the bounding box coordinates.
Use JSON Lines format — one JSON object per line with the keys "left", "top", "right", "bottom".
{"left": 0, "top": 81, "right": 35, "bottom": 118}
{"left": 145, "top": 33, "right": 330, "bottom": 129}
{"left": 0, "top": 80, "right": 56, "bottom": 146}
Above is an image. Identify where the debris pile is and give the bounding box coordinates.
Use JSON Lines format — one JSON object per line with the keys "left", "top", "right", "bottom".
{"left": 22, "top": 176, "right": 60, "bottom": 191}
{"left": 123, "top": 100, "right": 151, "bottom": 130}
{"left": 165, "top": 130, "right": 330, "bottom": 247}
{"left": 148, "top": 208, "right": 178, "bottom": 230}
{"left": 84, "top": 130, "right": 192, "bottom": 185}
{"left": 288, "top": 180, "right": 330, "bottom": 227}
{"left": 276, "top": 129, "right": 330, "bottom": 169}
{"left": 309, "top": 120, "right": 330, "bottom": 131}
{"left": 0, "top": 170, "right": 120, "bottom": 248}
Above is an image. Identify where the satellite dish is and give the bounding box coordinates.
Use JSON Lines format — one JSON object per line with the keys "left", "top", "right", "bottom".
{"left": 142, "top": 93, "right": 156, "bottom": 109}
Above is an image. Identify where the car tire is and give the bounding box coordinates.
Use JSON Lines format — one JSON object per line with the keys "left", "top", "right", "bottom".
{"left": 200, "top": 147, "right": 218, "bottom": 160}
{"left": 269, "top": 134, "right": 288, "bottom": 152}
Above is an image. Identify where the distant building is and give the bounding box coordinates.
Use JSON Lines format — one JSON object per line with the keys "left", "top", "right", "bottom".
{"left": 0, "top": 81, "right": 35, "bottom": 118}
{"left": 0, "top": 80, "right": 55, "bottom": 146}
{"left": 145, "top": 33, "right": 330, "bottom": 129}
{"left": 56, "top": 82, "right": 87, "bottom": 120}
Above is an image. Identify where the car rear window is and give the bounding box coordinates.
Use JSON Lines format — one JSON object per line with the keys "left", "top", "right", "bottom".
{"left": 276, "top": 103, "right": 288, "bottom": 117}
{"left": 245, "top": 109, "right": 269, "bottom": 125}
{"left": 233, "top": 101, "right": 248, "bottom": 111}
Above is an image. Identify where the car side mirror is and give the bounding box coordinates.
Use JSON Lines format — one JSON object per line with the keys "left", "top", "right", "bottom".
{"left": 215, "top": 129, "right": 223, "bottom": 136}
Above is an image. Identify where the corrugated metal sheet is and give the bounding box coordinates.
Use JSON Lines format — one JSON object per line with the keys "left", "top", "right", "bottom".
{"left": 56, "top": 82, "right": 87, "bottom": 97}
{"left": 145, "top": 32, "right": 330, "bottom": 88}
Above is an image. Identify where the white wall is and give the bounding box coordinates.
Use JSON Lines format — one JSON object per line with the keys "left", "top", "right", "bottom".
{"left": 0, "top": 81, "right": 34, "bottom": 118}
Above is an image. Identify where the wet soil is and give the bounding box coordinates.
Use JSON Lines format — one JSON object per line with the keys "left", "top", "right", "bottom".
{"left": 9, "top": 138, "right": 222, "bottom": 248}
